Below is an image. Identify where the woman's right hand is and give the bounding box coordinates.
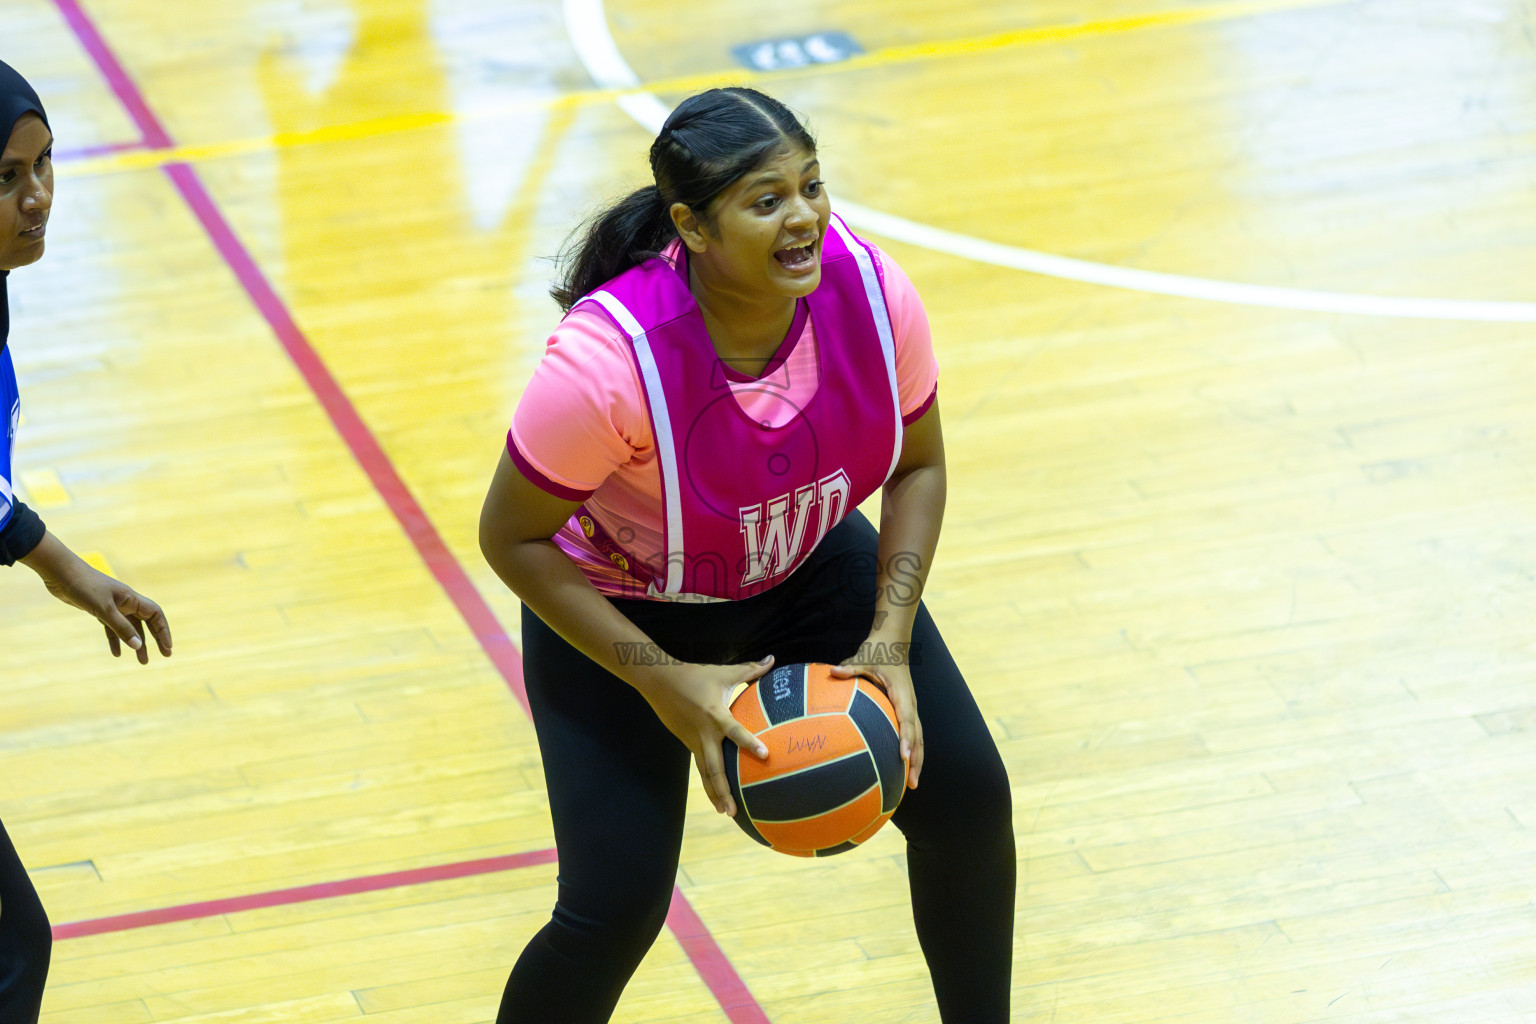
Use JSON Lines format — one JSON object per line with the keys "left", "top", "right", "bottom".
{"left": 479, "top": 451, "right": 774, "bottom": 815}
{"left": 635, "top": 655, "right": 775, "bottom": 817}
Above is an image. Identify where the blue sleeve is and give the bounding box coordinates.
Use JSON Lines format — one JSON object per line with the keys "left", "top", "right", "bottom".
{"left": 0, "top": 346, "right": 46, "bottom": 565}
{"left": 0, "top": 346, "right": 18, "bottom": 533}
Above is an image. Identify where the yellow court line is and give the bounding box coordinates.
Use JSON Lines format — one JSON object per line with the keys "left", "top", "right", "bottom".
{"left": 57, "top": 0, "right": 1351, "bottom": 179}
{"left": 845, "top": 0, "right": 1350, "bottom": 65}
{"left": 58, "top": 110, "right": 460, "bottom": 178}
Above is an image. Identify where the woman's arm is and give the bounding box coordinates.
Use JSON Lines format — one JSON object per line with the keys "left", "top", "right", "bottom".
{"left": 478, "top": 448, "right": 770, "bottom": 815}
{"left": 872, "top": 400, "right": 946, "bottom": 649}
{"left": 833, "top": 398, "right": 946, "bottom": 788}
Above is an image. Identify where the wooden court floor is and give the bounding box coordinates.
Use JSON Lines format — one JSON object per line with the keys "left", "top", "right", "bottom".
{"left": 4, "top": 0, "right": 1536, "bottom": 1020}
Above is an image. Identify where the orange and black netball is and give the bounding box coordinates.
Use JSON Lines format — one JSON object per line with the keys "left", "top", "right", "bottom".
{"left": 722, "top": 662, "right": 907, "bottom": 857}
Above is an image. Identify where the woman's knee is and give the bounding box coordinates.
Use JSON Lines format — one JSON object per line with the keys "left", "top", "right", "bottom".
{"left": 897, "top": 738, "right": 1014, "bottom": 849}
{"left": 545, "top": 871, "right": 675, "bottom": 964}
{"left": 0, "top": 902, "right": 52, "bottom": 1010}
{"left": 955, "top": 752, "right": 1013, "bottom": 845}
{"left": 0, "top": 942, "right": 51, "bottom": 997}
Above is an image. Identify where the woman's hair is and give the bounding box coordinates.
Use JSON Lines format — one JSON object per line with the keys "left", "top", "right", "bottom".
{"left": 550, "top": 87, "right": 817, "bottom": 311}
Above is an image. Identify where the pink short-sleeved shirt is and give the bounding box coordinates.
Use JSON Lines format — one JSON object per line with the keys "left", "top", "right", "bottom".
{"left": 509, "top": 240, "right": 938, "bottom": 597}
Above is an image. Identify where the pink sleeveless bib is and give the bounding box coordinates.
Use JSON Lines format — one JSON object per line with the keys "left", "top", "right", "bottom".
{"left": 570, "top": 214, "right": 902, "bottom": 600}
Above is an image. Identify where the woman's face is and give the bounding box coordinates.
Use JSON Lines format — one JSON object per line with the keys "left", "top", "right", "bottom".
{"left": 684, "top": 143, "right": 832, "bottom": 302}
{"left": 0, "top": 113, "right": 53, "bottom": 271}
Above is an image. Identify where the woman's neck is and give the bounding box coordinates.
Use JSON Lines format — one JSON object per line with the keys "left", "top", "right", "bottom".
{"left": 689, "top": 260, "right": 796, "bottom": 376}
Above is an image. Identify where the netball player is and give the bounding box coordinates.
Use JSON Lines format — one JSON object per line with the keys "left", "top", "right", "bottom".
{"left": 480, "top": 87, "right": 1014, "bottom": 1023}
{"left": 1, "top": 59, "right": 173, "bottom": 1022}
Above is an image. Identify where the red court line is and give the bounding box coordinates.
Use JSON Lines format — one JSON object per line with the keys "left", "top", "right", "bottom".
{"left": 52, "top": 2, "right": 765, "bottom": 1020}
{"left": 52, "top": 0, "right": 171, "bottom": 151}
{"left": 669, "top": 890, "right": 772, "bottom": 1024}
{"left": 51, "top": 0, "right": 528, "bottom": 718}
{"left": 53, "top": 849, "right": 558, "bottom": 941}
{"left": 163, "top": 158, "right": 529, "bottom": 716}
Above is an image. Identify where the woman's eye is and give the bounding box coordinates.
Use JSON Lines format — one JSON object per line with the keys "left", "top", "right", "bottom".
{"left": 36, "top": 150, "right": 51, "bottom": 169}
{"left": 757, "top": 195, "right": 780, "bottom": 209}
{"left": 805, "top": 179, "right": 824, "bottom": 195}
{"left": 0, "top": 171, "right": 13, "bottom": 186}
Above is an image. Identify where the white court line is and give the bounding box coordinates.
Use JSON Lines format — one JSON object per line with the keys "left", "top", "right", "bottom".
{"left": 561, "top": 0, "right": 1536, "bottom": 323}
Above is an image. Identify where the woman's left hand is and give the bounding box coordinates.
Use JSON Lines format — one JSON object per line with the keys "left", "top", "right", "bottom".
{"left": 831, "top": 643, "right": 923, "bottom": 789}
{"left": 21, "top": 532, "right": 173, "bottom": 664}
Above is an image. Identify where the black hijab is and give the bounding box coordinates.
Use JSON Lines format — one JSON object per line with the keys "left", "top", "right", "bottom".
{"left": 1, "top": 59, "right": 49, "bottom": 352}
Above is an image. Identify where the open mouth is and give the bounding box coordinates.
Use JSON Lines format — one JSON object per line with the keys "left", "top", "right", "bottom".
{"left": 774, "top": 242, "right": 817, "bottom": 269}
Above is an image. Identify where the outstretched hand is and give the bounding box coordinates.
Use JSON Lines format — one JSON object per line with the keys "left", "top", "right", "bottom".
{"left": 21, "top": 532, "right": 172, "bottom": 664}
{"left": 636, "top": 654, "right": 774, "bottom": 817}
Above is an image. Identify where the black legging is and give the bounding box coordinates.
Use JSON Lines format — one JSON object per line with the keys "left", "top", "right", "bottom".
{"left": 498, "top": 512, "right": 1015, "bottom": 1023}
{"left": 0, "top": 817, "right": 50, "bottom": 1023}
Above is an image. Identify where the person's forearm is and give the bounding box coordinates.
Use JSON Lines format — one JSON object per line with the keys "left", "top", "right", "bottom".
{"left": 482, "top": 535, "right": 678, "bottom": 694}
{"left": 17, "top": 529, "right": 78, "bottom": 578}
{"left": 870, "top": 461, "right": 946, "bottom": 643}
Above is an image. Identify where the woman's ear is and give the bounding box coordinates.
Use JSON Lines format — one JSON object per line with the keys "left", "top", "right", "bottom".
{"left": 670, "top": 201, "right": 708, "bottom": 254}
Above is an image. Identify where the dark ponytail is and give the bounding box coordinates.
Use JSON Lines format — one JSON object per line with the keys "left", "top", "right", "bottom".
{"left": 550, "top": 87, "right": 817, "bottom": 311}
{"left": 550, "top": 185, "right": 672, "bottom": 312}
